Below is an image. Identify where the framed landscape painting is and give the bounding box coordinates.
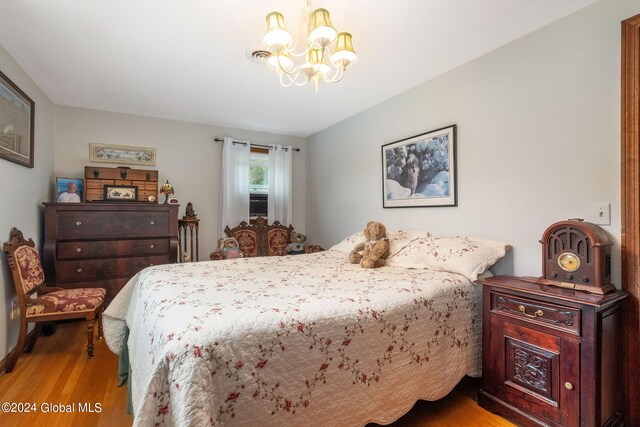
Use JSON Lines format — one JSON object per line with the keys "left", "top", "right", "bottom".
{"left": 90, "top": 143, "right": 156, "bottom": 166}
{"left": 0, "top": 70, "right": 35, "bottom": 168}
{"left": 382, "top": 125, "right": 456, "bottom": 208}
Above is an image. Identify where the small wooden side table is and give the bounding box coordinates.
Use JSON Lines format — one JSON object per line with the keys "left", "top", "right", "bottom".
{"left": 476, "top": 275, "right": 627, "bottom": 426}
{"left": 178, "top": 218, "right": 199, "bottom": 262}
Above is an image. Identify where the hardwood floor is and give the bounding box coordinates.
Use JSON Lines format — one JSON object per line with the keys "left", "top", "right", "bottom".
{"left": 0, "top": 320, "right": 128, "bottom": 427}
{"left": 0, "top": 320, "right": 514, "bottom": 426}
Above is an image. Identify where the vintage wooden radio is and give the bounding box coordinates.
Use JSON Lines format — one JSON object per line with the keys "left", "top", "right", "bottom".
{"left": 538, "top": 218, "right": 614, "bottom": 294}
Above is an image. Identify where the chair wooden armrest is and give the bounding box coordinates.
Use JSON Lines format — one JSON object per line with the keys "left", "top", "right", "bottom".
{"left": 26, "top": 297, "right": 56, "bottom": 311}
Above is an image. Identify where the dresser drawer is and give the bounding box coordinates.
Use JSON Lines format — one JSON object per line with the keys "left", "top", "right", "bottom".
{"left": 57, "top": 211, "right": 170, "bottom": 239}
{"left": 85, "top": 179, "right": 115, "bottom": 189}
{"left": 58, "top": 239, "right": 169, "bottom": 259}
{"left": 491, "top": 291, "right": 581, "bottom": 335}
{"left": 56, "top": 255, "right": 170, "bottom": 282}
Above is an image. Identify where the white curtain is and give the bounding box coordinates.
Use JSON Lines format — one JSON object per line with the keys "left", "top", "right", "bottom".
{"left": 219, "top": 137, "right": 250, "bottom": 235}
{"left": 267, "top": 144, "right": 292, "bottom": 226}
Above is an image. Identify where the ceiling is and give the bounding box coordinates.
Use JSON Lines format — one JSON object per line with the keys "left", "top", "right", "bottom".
{"left": 0, "top": 0, "right": 597, "bottom": 137}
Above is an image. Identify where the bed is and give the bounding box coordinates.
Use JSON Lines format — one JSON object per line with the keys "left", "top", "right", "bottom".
{"left": 104, "top": 232, "right": 508, "bottom": 426}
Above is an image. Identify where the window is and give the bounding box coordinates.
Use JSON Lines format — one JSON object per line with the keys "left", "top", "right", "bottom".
{"left": 249, "top": 147, "right": 269, "bottom": 218}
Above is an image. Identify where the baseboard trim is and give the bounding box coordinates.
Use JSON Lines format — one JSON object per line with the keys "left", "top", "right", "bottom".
{"left": 0, "top": 329, "right": 36, "bottom": 376}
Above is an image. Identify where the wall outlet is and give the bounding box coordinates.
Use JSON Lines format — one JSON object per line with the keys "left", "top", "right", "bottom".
{"left": 591, "top": 202, "right": 611, "bottom": 225}
{"left": 10, "top": 300, "right": 19, "bottom": 319}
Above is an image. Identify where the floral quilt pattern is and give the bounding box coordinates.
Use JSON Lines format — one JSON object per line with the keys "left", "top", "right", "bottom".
{"left": 104, "top": 250, "right": 481, "bottom": 427}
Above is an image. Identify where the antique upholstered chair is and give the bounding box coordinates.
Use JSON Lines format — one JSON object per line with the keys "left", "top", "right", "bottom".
{"left": 210, "top": 217, "right": 291, "bottom": 259}
{"left": 209, "top": 219, "right": 260, "bottom": 260}
{"left": 224, "top": 219, "right": 261, "bottom": 257}
{"left": 2, "top": 228, "right": 106, "bottom": 373}
{"left": 263, "top": 219, "right": 294, "bottom": 256}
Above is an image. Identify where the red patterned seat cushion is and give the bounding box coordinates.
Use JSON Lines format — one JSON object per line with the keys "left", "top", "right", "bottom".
{"left": 233, "top": 230, "right": 258, "bottom": 257}
{"left": 26, "top": 288, "right": 106, "bottom": 317}
{"left": 14, "top": 246, "right": 45, "bottom": 293}
{"left": 267, "top": 229, "right": 289, "bottom": 256}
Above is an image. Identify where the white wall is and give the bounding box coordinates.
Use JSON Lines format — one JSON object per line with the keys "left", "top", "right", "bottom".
{"left": 54, "top": 106, "right": 307, "bottom": 257}
{"left": 306, "top": 0, "right": 638, "bottom": 285}
{"left": 1, "top": 0, "right": 633, "bottom": 363}
{"left": 0, "top": 45, "right": 55, "bottom": 360}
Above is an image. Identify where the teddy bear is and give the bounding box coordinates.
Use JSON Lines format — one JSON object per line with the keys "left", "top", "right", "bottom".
{"left": 349, "top": 221, "right": 390, "bottom": 268}
{"left": 217, "top": 237, "right": 244, "bottom": 259}
{"left": 286, "top": 231, "right": 307, "bottom": 255}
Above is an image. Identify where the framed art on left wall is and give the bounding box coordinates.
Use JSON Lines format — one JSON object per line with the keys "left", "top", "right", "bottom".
{"left": 382, "top": 125, "right": 456, "bottom": 208}
{"left": 0, "top": 70, "right": 35, "bottom": 168}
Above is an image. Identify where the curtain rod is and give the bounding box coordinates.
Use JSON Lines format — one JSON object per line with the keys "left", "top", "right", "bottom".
{"left": 213, "top": 138, "right": 301, "bottom": 152}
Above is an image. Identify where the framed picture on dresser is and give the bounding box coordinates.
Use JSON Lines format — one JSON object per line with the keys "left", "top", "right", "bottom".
{"left": 56, "top": 177, "right": 83, "bottom": 203}
{"left": 104, "top": 184, "right": 138, "bottom": 201}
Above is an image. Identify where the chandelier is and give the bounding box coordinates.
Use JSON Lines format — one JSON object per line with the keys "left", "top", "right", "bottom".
{"left": 261, "top": 0, "right": 358, "bottom": 91}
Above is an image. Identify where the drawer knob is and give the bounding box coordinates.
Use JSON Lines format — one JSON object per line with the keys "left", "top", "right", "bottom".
{"left": 76, "top": 248, "right": 82, "bottom": 253}
{"left": 76, "top": 268, "right": 82, "bottom": 273}
{"left": 518, "top": 305, "right": 544, "bottom": 318}
{"left": 76, "top": 221, "right": 82, "bottom": 226}
{"left": 149, "top": 263, "right": 154, "bottom": 266}
{"left": 150, "top": 220, "right": 155, "bottom": 225}
{"left": 565, "top": 382, "right": 574, "bottom": 390}
{"left": 149, "top": 244, "right": 155, "bottom": 249}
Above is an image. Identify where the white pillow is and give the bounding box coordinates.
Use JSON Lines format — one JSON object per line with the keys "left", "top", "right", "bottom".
{"left": 330, "top": 229, "right": 431, "bottom": 257}
{"left": 386, "top": 235, "right": 510, "bottom": 281}
{"left": 329, "top": 231, "right": 365, "bottom": 253}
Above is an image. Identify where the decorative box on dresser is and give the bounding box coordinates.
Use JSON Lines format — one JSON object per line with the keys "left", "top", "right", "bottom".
{"left": 43, "top": 203, "right": 179, "bottom": 306}
{"left": 476, "top": 276, "right": 627, "bottom": 427}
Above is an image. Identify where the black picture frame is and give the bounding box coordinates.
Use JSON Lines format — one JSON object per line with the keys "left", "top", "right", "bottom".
{"left": 0, "top": 70, "right": 35, "bottom": 168}
{"left": 381, "top": 124, "right": 457, "bottom": 208}
{"left": 104, "top": 185, "right": 138, "bottom": 202}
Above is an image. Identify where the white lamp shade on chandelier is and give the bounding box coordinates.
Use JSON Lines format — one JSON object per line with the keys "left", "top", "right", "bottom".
{"left": 261, "top": 1, "right": 357, "bottom": 91}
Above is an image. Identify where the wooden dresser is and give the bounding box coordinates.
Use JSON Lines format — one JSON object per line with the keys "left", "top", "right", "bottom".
{"left": 43, "top": 203, "right": 178, "bottom": 305}
{"left": 476, "top": 276, "right": 627, "bottom": 426}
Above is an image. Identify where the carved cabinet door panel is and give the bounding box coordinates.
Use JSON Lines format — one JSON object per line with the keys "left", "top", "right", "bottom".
{"left": 491, "top": 317, "right": 580, "bottom": 426}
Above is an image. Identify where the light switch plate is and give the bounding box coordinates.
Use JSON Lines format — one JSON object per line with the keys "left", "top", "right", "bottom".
{"left": 591, "top": 203, "right": 611, "bottom": 225}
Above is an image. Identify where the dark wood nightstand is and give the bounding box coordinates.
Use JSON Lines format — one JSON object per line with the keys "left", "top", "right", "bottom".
{"left": 476, "top": 275, "right": 627, "bottom": 426}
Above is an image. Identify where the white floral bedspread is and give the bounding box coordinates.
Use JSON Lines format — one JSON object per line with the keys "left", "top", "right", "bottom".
{"left": 104, "top": 249, "right": 481, "bottom": 427}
